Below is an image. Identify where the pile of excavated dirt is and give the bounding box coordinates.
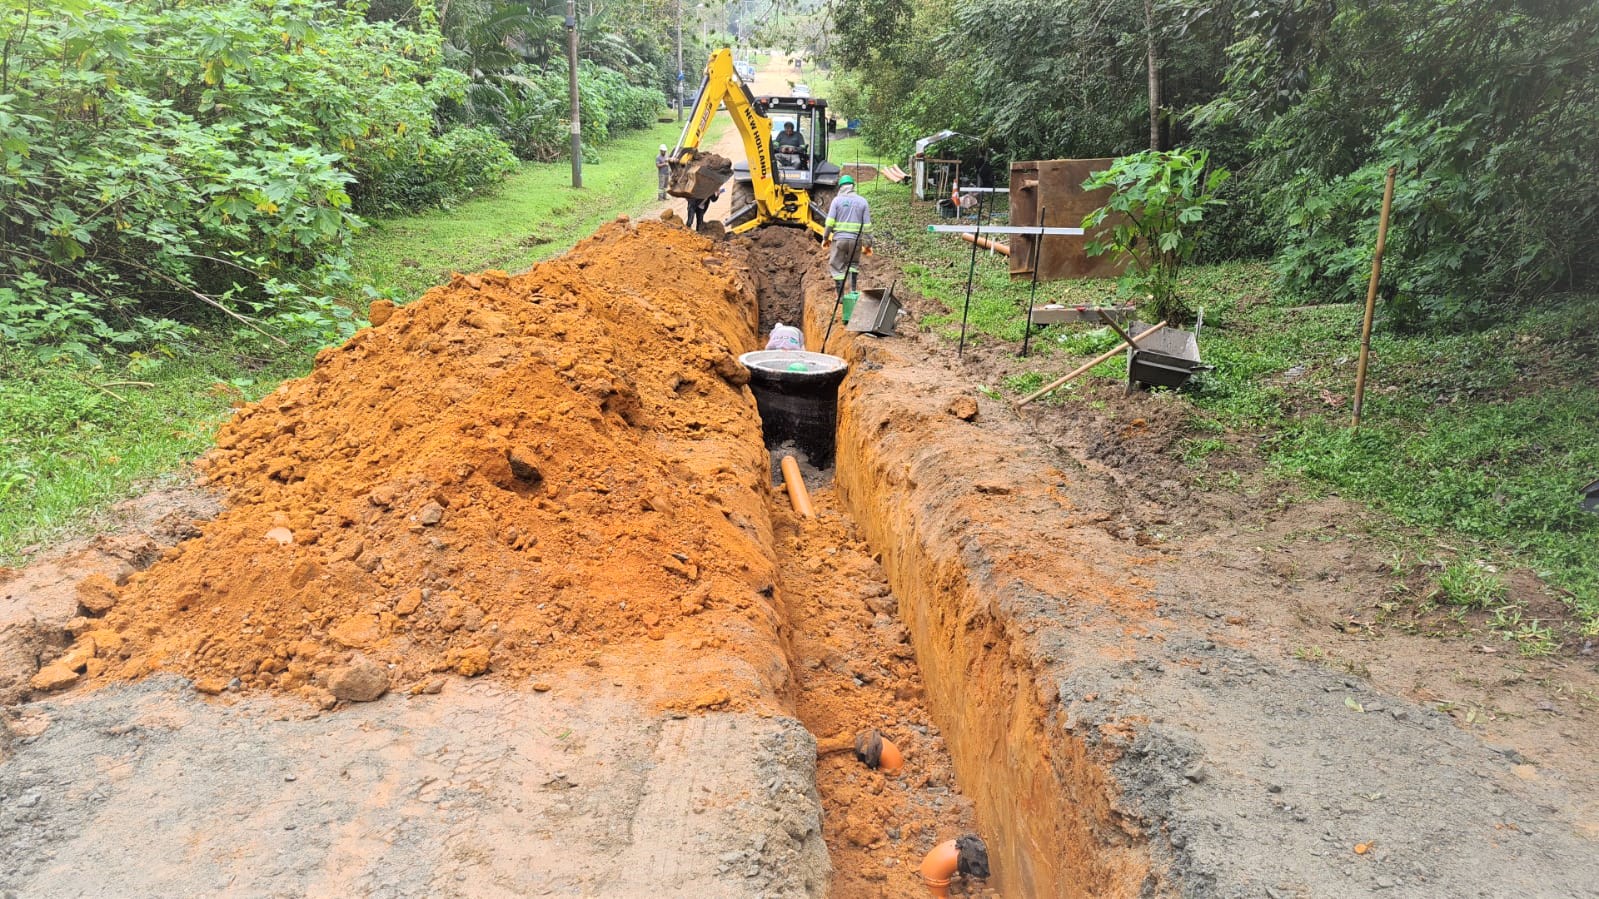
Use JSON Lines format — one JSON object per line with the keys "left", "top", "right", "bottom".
{"left": 51, "top": 220, "right": 796, "bottom": 708}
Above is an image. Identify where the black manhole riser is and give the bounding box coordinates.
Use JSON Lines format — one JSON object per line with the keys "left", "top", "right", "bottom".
{"left": 739, "top": 351, "right": 849, "bottom": 471}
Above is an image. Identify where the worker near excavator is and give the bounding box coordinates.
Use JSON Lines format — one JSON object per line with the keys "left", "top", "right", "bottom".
{"left": 821, "top": 174, "right": 871, "bottom": 292}
{"left": 685, "top": 183, "right": 723, "bottom": 232}
{"left": 655, "top": 144, "right": 671, "bottom": 201}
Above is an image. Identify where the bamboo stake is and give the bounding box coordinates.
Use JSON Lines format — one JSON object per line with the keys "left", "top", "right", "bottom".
{"left": 1352, "top": 165, "right": 1398, "bottom": 430}
{"left": 1016, "top": 321, "right": 1169, "bottom": 407}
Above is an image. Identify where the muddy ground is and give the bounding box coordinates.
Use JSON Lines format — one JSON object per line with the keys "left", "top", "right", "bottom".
{"left": 2, "top": 212, "right": 1598, "bottom": 898}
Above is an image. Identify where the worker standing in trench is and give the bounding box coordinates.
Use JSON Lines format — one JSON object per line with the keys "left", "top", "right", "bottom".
{"left": 821, "top": 174, "right": 872, "bottom": 292}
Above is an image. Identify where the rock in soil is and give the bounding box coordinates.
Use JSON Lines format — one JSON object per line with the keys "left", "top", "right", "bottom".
{"left": 327, "top": 659, "right": 389, "bottom": 702}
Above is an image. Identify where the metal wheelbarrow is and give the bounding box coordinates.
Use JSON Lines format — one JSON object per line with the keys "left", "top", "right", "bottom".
{"left": 1125, "top": 309, "right": 1206, "bottom": 392}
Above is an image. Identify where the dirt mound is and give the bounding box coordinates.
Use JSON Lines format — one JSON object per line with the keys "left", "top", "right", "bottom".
{"left": 60, "top": 220, "right": 794, "bottom": 707}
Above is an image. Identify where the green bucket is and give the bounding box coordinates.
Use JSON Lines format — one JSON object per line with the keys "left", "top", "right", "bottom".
{"left": 841, "top": 291, "right": 860, "bottom": 323}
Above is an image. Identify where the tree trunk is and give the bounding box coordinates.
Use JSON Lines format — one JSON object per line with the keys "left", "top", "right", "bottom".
{"left": 1145, "top": 0, "right": 1162, "bottom": 151}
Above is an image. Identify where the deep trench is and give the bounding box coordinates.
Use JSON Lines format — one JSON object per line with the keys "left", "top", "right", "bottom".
{"left": 742, "top": 238, "right": 1151, "bottom": 898}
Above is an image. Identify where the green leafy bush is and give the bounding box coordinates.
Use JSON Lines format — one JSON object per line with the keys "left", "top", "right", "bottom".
{"left": 1205, "top": 0, "right": 1599, "bottom": 323}
{"left": 450, "top": 62, "right": 664, "bottom": 162}
{"left": 1082, "top": 149, "right": 1230, "bottom": 323}
{"left": 0, "top": 0, "right": 517, "bottom": 355}
{"left": 356, "top": 126, "right": 517, "bottom": 214}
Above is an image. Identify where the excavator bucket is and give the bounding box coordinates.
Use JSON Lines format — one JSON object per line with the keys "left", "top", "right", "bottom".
{"left": 667, "top": 152, "right": 733, "bottom": 200}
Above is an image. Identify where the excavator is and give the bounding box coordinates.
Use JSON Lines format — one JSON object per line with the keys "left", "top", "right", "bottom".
{"left": 667, "top": 48, "right": 842, "bottom": 237}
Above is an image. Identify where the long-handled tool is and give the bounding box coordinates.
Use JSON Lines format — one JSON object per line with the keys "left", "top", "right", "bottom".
{"left": 1016, "top": 320, "right": 1169, "bottom": 406}
{"left": 820, "top": 233, "right": 864, "bottom": 350}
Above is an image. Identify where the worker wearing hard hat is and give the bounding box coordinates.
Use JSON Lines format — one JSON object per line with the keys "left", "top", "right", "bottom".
{"left": 655, "top": 144, "right": 671, "bottom": 201}
{"left": 821, "top": 175, "right": 872, "bottom": 291}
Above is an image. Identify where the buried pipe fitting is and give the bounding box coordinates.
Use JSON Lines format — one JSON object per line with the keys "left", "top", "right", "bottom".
{"left": 920, "top": 834, "right": 991, "bottom": 898}
{"left": 852, "top": 728, "right": 903, "bottom": 775}
{"left": 738, "top": 350, "right": 848, "bottom": 470}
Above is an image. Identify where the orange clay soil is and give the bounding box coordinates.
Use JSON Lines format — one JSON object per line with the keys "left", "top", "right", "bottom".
{"left": 771, "top": 486, "right": 991, "bottom": 899}
{"left": 62, "top": 220, "right": 798, "bottom": 708}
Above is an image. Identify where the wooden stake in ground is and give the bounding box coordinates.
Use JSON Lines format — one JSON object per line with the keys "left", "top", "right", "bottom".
{"left": 1016, "top": 320, "right": 1169, "bottom": 407}
{"left": 1351, "top": 165, "right": 1398, "bottom": 430}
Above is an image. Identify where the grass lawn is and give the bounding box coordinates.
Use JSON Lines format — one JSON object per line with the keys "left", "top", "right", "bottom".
{"left": 869, "top": 180, "right": 1599, "bottom": 630}
{"left": 0, "top": 344, "right": 304, "bottom": 559}
{"left": 352, "top": 118, "right": 725, "bottom": 303}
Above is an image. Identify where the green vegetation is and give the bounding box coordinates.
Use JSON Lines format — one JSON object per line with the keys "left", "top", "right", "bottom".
{"left": 832, "top": 0, "right": 1599, "bottom": 322}
{"left": 873, "top": 182, "right": 1599, "bottom": 627}
{"left": 1, "top": 0, "right": 676, "bottom": 364}
{"left": 1082, "top": 149, "right": 1230, "bottom": 324}
{"left": 0, "top": 344, "right": 304, "bottom": 558}
{"left": 1, "top": 0, "right": 487, "bottom": 363}
{"left": 354, "top": 119, "right": 719, "bottom": 302}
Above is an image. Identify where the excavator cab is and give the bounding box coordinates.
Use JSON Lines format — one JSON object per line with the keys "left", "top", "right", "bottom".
{"left": 727, "top": 97, "right": 842, "bottom": 232}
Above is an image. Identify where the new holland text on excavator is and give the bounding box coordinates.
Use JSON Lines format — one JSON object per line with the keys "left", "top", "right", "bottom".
{"left": 666, "top": 49, "right": 842, "bottom": 237}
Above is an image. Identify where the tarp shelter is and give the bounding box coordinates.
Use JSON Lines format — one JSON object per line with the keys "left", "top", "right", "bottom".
{"left": 911, "top": 131, "right": 979, "bottom": 201}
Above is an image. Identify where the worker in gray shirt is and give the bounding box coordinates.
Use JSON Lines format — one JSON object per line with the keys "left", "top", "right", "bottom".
{"left": 821, "top": 175, "right": 871, "bottom": 292}
{"left": 655, "top": 145, "right": 672, "bottom": 201}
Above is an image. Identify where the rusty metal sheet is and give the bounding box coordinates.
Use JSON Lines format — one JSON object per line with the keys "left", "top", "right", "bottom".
{"left": 1008, "top": 159, "right": 1127, "bottom": 281}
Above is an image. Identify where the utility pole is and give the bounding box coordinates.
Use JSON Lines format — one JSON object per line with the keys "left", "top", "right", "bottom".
{"left": 566, "top": 0, "right": 582, "bottom": 187}
{"left": 675, "top": 0, "right": 684, "bottom": 122}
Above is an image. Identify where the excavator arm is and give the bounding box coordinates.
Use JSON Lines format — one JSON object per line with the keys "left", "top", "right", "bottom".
{"left": 668, "top": 49, "right": 824, "bottom": 237}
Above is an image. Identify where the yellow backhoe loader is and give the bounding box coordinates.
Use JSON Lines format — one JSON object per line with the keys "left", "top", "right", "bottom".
{"left": 667, "top": 48, "right": 842, "bottom": 237}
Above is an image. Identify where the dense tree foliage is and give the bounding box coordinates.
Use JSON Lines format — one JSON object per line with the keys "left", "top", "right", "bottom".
{"left": 830, "top": 0, "right": 1599, "bottom": 321}
{"left": 0, "top": 0, "right": 492, "bottom": 357}
{"left": 0, "top": 0, "right": 670, "bottom": 357}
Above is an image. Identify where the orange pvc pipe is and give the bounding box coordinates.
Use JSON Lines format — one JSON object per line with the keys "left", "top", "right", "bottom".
{"left": 780, "top": 456, "right": 815, "bottom": 519}
{"left": 959, "top": 232, "right": 1011, "bottom": 256}
{"left": 920, "top": 839, "right": 960, "bottom": 898}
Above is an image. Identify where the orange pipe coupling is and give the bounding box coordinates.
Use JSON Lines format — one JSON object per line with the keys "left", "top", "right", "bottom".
{"left": 921, "top": 834, "right": 990, "bottom": 898}
{"left": 780, "top": 455, "right": 815, "bottom": 519}
{"left": 920, "top": 839, "right": 960, "bottom": 898}
{"left": 853, "top": 729, "right": 905, "bottom": 775}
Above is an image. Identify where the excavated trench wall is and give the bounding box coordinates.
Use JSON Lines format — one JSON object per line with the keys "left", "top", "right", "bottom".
{"left": 804, "top": 293, "right": 1159, "bottom": 898}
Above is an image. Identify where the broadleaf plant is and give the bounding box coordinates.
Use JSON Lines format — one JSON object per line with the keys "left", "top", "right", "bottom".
{"left": 1082, "top": 148, "right": 1230, "bottom": 324}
